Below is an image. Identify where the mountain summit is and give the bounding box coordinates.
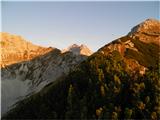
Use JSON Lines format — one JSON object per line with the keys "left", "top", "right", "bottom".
{"left": 99, "top": 19, "right": 159, "bottom": 72}
{"left": 128, "top": 18, "right": 160, "bottom": 44}
{"left": 0, "top": 32, "right": 53, "bottom": 68}
{"left": 1, "top": 33, "right": 91, "bottom": 115}
{"left": 129, "top": 18, "right": 160, "bottom": 35}
{"left": 2, "top": 19, "right": 160, "bottom": 119}
{"left": 62, "top": 44, "right": 93, "bottom": 56}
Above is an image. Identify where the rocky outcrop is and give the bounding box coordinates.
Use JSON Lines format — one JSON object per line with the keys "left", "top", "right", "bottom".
{"left": 62, "top": 44, "right": 93, "bottom": 56}
{"left": 128, "top": 18, "right": 160, "bottom": 45}
{"left": 2, "top": 19, "right": 159, "bottom": 116}
{"left": 1, "top": 48, "right": 88, "bottom": 114}
{"left": 1, "top": 33, "right": 92, "bottom": 115}
{"left": 0, "top": 32, "right": 53, "bottom": 68}
{"left": 99, "top": 19, "right": 160, "bottom": 74}
{"left": 2, "top": 19, "right": 159, "bottom": 120}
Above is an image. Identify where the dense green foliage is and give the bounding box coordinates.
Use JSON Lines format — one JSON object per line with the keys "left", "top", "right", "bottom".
{"left": 3, "top": 49, "right": 159, "bottom": 119}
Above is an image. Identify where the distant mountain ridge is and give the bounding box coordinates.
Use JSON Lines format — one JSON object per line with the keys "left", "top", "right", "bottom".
{"left": 0, "top": 33, "right": 93, "bottom": 68}
{"left": 1, "top": 33, "right": 93, "bottom": 115}
{"left": 62, "top": 44, "right": 93, "bottom": 56}
{"left": 2, "top": 19, "right": 160, "bottom": 119}
{"left": 0, "top": 32, "right": 53, "bottom": 68}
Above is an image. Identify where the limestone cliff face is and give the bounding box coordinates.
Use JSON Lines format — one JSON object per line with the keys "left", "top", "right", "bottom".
{"left": 62, "top": 44, "right": 93, "bottom": 56}
{"left": 1, "top": 33, "right": 91, "bottom": 115}
{"left": 2, "top": 19, "right": 159, "bottom": 119}
{"left": 0, "top": 32, "right": 53, "bottom": 68}
{"left": 1, "top": 19, "right": 159, "bottom": 116}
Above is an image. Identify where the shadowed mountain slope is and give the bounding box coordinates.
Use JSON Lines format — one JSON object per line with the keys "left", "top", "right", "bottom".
{"left": 1, "top": 33, "right": 92, "bottom": 115}
{"left": 2, "top": 19, "right": 160, "bottom": 119}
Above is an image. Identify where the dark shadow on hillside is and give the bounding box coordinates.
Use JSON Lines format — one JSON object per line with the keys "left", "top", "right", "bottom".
{"left": 1, "top": 48, "right": 89, "bottom": 116}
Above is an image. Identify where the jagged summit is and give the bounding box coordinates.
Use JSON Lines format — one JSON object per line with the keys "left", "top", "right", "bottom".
{"left": 3, "top": 19, "right": 160, "bottom": 119}
{"left": 0, "top": 32, "right": 53, "bottom": 68}
{"left": 62, "top": 44, "right": 93, "bottom": 56}
{"left": 129, "top": 18, "right": 160, "bottom": 35}
{"left": 1, "top": 34, "right": 90, "bottom": 115}
{"left": 98, "top": 18, "right": 159, "bottom": 71}
{"left": 128, "top": 18, "right": 160, "bottom": 45}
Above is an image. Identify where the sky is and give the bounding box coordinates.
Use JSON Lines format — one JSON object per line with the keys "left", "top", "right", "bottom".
{"left": 2, "top": 1, "right": 159, "bottom": 51}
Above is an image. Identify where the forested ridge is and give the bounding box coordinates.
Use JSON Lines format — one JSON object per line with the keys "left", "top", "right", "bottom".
{"left": 3, "top": 45, "right": 160, "bottom": 119}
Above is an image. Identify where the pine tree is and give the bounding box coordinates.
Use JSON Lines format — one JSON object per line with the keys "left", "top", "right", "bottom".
{"left": 65, "top": 84, "right": 80, "bottom": 119}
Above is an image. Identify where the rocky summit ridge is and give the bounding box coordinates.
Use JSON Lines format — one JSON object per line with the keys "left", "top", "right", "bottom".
{"left": 62, "top": 43, "right": 93, "bottom": 56}
{"left": 1, "top": 32, "right": 92, "bottom": 115}
{"left": 2, "top": 18, "right": 160, "bottom": 119}
{"left": 0, "top": 32, "right": 53, "bottom": 68}
{"left": 128, "top": 18, "right": 160, "bottom": 45}
{"left": 98, "top": 18, "right": 160, "bottom": 74}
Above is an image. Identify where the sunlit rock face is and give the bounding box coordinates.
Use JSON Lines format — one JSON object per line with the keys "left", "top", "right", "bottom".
{"left": 98, "top": 18, "right": 160, "bottom": 73}
{"left": 1, "top": 33, "right": 92, "bottom": 115}
{"left": 128, "top": 18, "right": 160, "bottom": 45}
{"left": 62, "top": 44, "right": 93, "bottom": 56}
{"left": 2, "top": 19, "right": 159, "bottom": 119}
{"left": 0, "top": 32, "right": 53, "bottom": 68}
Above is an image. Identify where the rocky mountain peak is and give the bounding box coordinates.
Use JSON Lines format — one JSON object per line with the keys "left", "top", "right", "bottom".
{"left": 62, "top": 44, "right": 93, "bottom": 56}
{"left": 129, "top": 18, "right": 160, "bottom": 35}
{"left": 1, "top": 34, "right": 90, "bottom": 115}
{"left": 128, "top": 18, "right": 160, "bottom": 45}
{"left": 98, "top": 18, "right": 159, "bottom": 72}
{"left": 0, "top": 32, "right": 53, "bottom": 68}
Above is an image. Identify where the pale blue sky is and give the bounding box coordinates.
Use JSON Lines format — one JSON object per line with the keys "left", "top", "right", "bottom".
{"left": 2, "top": 1, "right": 159, "bottom": 51}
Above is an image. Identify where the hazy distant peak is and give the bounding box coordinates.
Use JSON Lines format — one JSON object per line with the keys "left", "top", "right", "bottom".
{"left": 62, "top": 44, "right": 93, "bottom": 56}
